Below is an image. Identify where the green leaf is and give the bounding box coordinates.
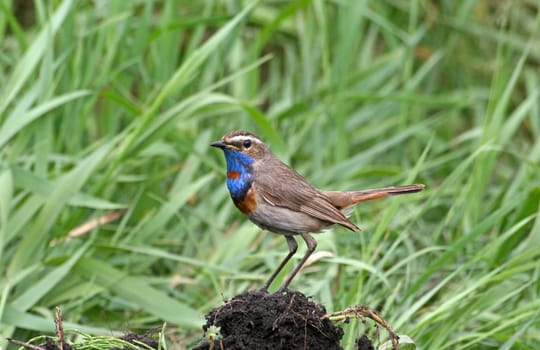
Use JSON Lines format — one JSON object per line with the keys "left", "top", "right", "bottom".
{"left": 0, "top": 0, "right": 74, "bottom": 116}
{"left": 74, "top": 258, "right": 202, "bottom": 328}
{"left": 11, "top": 166, "right": 125, "bottom": 210}
{"left": 8, "top": 140, "right": 115, "bottom": 274}
{"left": 0, "top": 91, "right": 90, "bottom": 150}
{"left": 11, "top": 240, "right": 91, "bottom": 311}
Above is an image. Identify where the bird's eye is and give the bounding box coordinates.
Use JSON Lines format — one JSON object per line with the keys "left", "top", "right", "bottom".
{"left": 243, "top": 139, "right": 252, "bottom": 148}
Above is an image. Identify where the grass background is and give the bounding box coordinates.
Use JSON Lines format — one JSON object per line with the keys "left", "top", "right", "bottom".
{"left": 1, "top": 0, "right": 539, "bottom": 349}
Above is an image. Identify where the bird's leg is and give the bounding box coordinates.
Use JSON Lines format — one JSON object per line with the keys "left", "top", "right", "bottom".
{"left": 260, "top": 235, "right": 298, "bottom": 292}
{"left": 277, "top": 233, "right": 317, "bottom": 293}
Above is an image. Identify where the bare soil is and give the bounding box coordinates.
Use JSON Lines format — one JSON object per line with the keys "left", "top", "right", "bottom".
{"left": 193, "top": 290, "right": 348, "bottom": 350}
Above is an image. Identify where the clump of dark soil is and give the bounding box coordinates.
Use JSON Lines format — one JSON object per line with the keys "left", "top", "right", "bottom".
{"left": 356, "top": 334, "right": 375, "bottom": 350}
{"left": 193, "top": 289, "right": 344, "bottom": 350}
{"left": 41, "top": 337, "right": 74, "bottom": 350}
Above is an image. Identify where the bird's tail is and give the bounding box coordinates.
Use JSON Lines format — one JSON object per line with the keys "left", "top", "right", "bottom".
{"left": 324, "top": 184, "right": 425, "bottom": 211}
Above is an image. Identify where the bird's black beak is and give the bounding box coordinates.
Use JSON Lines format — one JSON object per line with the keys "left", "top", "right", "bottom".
{"left": 210, "top": 141, "right": 227, "bottom": 149}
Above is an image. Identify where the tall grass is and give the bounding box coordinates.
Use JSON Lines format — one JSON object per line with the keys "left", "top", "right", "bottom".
{"left": 1, "top": 1, "right": 539, "bottom": 349}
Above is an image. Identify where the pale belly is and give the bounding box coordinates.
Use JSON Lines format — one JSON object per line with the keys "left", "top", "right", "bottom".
{"left": 246, "top": 201, "right": 332, "bottom": 235}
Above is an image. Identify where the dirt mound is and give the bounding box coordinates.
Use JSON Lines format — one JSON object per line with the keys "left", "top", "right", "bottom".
{"left": 193, "top": 290, "right": 344, "bottom": 350}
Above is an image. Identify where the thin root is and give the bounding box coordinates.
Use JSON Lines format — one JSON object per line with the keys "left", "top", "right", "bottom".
{"left": 321, "top": 305, "right": 400, "bottom": 350}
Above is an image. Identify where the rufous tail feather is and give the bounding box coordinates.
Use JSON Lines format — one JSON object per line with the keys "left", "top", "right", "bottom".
{"left": 324, "top": 184, "right": 424, "bottom": 210}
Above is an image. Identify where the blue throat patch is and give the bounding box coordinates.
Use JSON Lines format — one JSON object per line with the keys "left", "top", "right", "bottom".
{"left": 223, "top": 149, "right": 254, "bottom": 201}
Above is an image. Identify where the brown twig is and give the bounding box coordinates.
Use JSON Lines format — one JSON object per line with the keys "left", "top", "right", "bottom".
{"left": 50, "top": 210, "right": 127, "bottom": 245}
{"left": 54, "top": 307, "right": 65, "bottom": 350}
{"left": 322, "top": 305, "right": 400, "bottom": 350}
{"left": 6, "top": 338, "right": 46, "bottom": 350}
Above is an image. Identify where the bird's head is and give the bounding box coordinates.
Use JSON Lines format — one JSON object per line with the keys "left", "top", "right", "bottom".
{"left": 211, "top": 130, "right": 269, "bottom": 163}
{"left": 212, "top": 131, "right": 269, "bottom": 197}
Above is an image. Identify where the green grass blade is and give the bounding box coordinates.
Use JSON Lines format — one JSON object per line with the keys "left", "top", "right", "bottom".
{"left": 8, "top": 140, "right": 115, "bottom": 274}
{"left": 0, "top": 0, "right": 74, "bottom": 116}
{"left": 74, "top": 258, "right": 202, "bottom": 328}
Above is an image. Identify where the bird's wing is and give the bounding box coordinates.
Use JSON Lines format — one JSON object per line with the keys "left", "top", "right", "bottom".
{"left": 254, "top": 158, "right": 358, "bottom": 231}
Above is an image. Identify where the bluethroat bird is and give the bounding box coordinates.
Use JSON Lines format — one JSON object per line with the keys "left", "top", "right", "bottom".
{"left": 212, "top": 130, "right": 424, "bottom": 292}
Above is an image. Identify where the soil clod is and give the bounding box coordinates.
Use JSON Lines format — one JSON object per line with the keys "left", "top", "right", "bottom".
{"left": 355, "top": 334, "right": 374, "bottom": 350}
{"left": 194, "top": 289, "right": 344, "bottom": 350}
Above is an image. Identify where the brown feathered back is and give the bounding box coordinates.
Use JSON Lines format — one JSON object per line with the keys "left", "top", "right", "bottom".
{"left": 253, "top": 156, "right": 359, "bottom": 231}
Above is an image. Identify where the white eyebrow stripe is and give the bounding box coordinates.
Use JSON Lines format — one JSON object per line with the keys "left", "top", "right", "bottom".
{"left": 229, "top": 135, "right": 262, "bottom": 143}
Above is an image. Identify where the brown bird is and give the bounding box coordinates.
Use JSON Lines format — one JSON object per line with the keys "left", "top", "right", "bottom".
{"left": 212, "top": 130, "right": 424, "bottom": 292}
